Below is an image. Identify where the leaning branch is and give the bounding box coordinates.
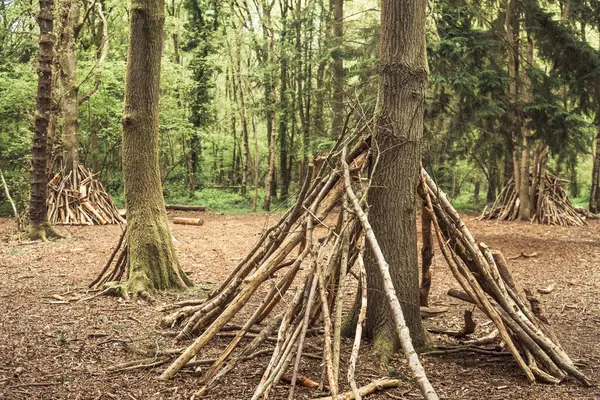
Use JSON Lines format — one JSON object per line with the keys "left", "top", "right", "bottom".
{"left": 341, "top": 146, "right": 439, "bottom": 400}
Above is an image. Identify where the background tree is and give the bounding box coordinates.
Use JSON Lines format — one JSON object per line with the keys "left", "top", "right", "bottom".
{"left": 28, "top": 0, "right": 61, "bottom": 240}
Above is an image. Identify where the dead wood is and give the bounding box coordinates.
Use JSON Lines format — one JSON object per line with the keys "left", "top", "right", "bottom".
{"left": 0, "top": 168, "right": 22, "bottom": 229}
{"left": 97, "top": 127, "right": 590, "bottom": 397}
{"left": 481, "top": 172, "right": 587, "bottom": 226}
{"left": 507, "top": 251, "right": 539, "bottom": 260}
{"left": 537, "top": 283, "right": 556, "bottom": 295}
{"left": 165, "top": 204, "right": 206, "bottom": 212}
{"left": 314, "top": 378, "right": 403, "bottom": 400}
{"left": 173, "top": 217, "right": 204, "bottom": 226}
{"left": 423, "top": 169, "right": 591, "bottom": 386}
{"left": 47, "top": 164, "right": 124, "bottom": 226}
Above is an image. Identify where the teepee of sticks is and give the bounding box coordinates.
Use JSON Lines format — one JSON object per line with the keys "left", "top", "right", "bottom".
{"left": 47, "top": 164, "right": 124, "bottom": 225}
{"left": 421, "top": 172, "right": 590, "bottom": 387}
{"left": 481, "top": 174, "right": 587, "bottom": 226}
{"left": 99, "top": 131, "right": 590, "bottom": 400}
{"left": 481, "top": 148, "right": 588, "bottom": 226}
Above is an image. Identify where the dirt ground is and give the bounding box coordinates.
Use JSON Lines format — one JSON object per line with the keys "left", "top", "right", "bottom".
{"left": 0, "top": 211, "right": 599, "bottom": 400}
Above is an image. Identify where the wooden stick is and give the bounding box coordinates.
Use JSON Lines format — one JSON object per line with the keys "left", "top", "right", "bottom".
{"left": 420, "top": 197, "right": 434, "bottom": 307}
{"left": 347, "top": 251, "right": 368, "bottom": 400}
{"left": 315, "top": 378, "right": 403, "bottom": 400}
{"left": 316, "top": 247, "right": 339, "bottom": 399}
{"left": 0, "top": 168, "right": 21, "bottom": 228}
{"left": 343, "top": 148, "right": 439, "bottom": 400}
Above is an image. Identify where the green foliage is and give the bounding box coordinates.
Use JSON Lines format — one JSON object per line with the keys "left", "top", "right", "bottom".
{"left": 167, "top": 188, "right": 263, "bottom": 214}
{"left": 3, "top": 0, "right": 600, "bottom": 217}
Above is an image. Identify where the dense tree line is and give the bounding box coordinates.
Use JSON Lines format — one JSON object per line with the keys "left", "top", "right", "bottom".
{"left": 1, "top": 0, "right": 600, "bottom": 215}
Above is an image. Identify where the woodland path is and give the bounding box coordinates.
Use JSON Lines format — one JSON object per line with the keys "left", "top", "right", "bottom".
{"left": 0, "top": 212, "right": 599, "bottom": 399}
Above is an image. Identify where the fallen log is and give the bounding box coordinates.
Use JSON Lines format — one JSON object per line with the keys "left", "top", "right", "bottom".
{"left": 173, "top": 217, "right": 204, "bottom": 226}
{"left": 166, "top": 204, "right": 206, "bottom": 212}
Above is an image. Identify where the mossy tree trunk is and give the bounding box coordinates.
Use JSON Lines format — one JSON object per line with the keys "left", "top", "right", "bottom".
{"left": 364, "top": 0, "right": 429, "bottom": 360}
{"left": 29, "top": 0, "right": 61, "bottom": 240}
{"left": 121, "top": 0, "right": 190, "bottom": 296}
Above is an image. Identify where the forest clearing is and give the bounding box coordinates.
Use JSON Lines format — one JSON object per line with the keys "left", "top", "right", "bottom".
{"left": 3, "top": 0, "right": 600, "bottom": 397}
{"left": 0, "top": 212, "right": 599, "bottom": 399}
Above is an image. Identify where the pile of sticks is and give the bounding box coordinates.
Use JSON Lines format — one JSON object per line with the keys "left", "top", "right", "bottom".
{"left": 105, "top": 132, "right": 439, "bottom": 399}
{"left": 535, "top": 174, "right": 587, "bottom": 225}
{"left": 47, "top": 164, "right": 124, "bottom": 225}
{"left": 422, "top": 171, "right": 591, "bottom": 386}
{"left": 481, "top": 173, "right": 586, "bottom": 226}
{"left": 103, "top": 131, "right": 589, "bottom": 399}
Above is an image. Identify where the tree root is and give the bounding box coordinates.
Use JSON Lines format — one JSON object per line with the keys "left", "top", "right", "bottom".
{"left": 27, "top": 222, "right": 64, "bottom": 241}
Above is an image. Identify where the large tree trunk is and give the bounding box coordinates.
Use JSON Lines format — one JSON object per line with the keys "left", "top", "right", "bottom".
{"left": 329, "top": 0, "right": 344, "bottom": 138}
{"left": 590, "top": 122, "right": 600, "bottom": 213}
{"left": 121, "top": 0, "right": 189, "bottom": 296}
{"left": 365, "top": 0, "right": 428, "bottom": 357}
{"left": 58, "top": 0, "right": 79, "bottom": 177}
{"left": 29, "top": 0, "right": 60, "bottom": 240}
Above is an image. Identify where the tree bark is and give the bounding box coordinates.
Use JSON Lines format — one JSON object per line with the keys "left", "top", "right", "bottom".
{"left": 330, "top": 0, "right": 344, "bottom": 139}
{"left": 364, "top": 0, "right": 429, "bottom": 356}
{"left": 518, "top": 34, "right": 534, "bottom": 221}
{"left": 590, "top": 123, "right": 600, "bottom": 213}
{"left": 29, "top": 0, "right": 60, "bottom": 240}
{"left": 58, "top": 0, "right": 80, "bottom": 176}
{"left": 121, "top": 0, "right": 190, "bottom": 295}
{"left": 262, "top": 0, "right": 277, "bottom": 211}
{"left": 278, "top": 2, "right": 290, "bottom": 200}
{"left": 233, "top": 32, "right": 250, "bottom": 196}
{"left": 506, "top": 0, "right": 521, "bottom": 192}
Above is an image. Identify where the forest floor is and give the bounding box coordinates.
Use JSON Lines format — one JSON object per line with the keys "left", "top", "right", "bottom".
{"left": 0, "top": 211, "right": 599, "bottom": 400}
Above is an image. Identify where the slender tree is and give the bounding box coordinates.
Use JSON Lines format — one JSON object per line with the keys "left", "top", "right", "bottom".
{"left": 28, "top": 0, "right": 61, "bottom": 240}
{"left": 364, "top": 0, "right": 429, "bottom": 358}
{"left": 119, "top": 0, "right": 191, "bottom": 296}
{"left": 330, "top": 0, "right": 344, "bottom": 138}
{"left": 518, "top": 34, "right": 534, "bottom": 221}
{"left": 58, "top": 0, "right": 109, "bottom": 176}
{"left": 262, "top": 0, "right": 277, "bottom": 211}
{"left": 57, "top": 0, "right": 79, "bottom": 176}
{"left": 233, "top": 37, "right": 251, "bottom": 196}
{"left": 591, "top": 119, "right": 600, "bottom": 212}
{"left": 278, "top": 0, "right": 291, "bottom": 200}
{"left": 590, "top": 32, "right": 600, "bottom": 213}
